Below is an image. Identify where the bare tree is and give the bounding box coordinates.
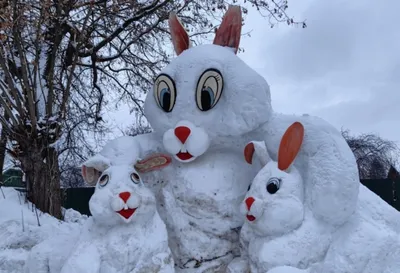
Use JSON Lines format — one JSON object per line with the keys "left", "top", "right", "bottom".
{"left": 0, "top": 0, "right": 304, "bottom": 218}
{"left": 341, "top": 129, "right": 400, "bottom": 180}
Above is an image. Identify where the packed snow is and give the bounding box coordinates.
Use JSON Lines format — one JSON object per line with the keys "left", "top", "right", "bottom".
{"left": 0, "top": 188, "right": 86, "bottom": 273}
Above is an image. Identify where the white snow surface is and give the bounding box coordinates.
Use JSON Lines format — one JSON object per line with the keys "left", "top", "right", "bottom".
{"left": 0, "top": 188, "right": 86, "bottom": 273}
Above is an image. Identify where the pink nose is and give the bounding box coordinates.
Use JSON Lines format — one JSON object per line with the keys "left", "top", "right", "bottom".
{"left": 119, "top": 192, "right": 131, "bottom": 203}
{"left": 174, "top": 126, "right": 191, "bottom": 144}
{"left": 245, "top": 197, "right": 255, "bottom": 210}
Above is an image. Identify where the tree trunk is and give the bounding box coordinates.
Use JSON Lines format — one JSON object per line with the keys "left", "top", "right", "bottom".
{"left": 0, "top": 124, "right": 7, "bottom": 182}
{"left": 21, "top": 145, "right": 62, "bottom": 219}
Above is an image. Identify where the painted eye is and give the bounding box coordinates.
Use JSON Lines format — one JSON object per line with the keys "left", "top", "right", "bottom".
{"left": 130, "top": 172, "right": 140, "bottom": 184}
{"left": 154, "top": 74, "right": 176, "bottom": 112}
{"left": 196, "top": 69, "right": 223, "bottom": 111}
{"left": 98, "top": 174, "right": 109, "bottom": 187}
{"left": 247, "top": 184, "right": 251, "bottom": 191}
{"left": 266, "top": 177, "right": 280, "bottom": 194}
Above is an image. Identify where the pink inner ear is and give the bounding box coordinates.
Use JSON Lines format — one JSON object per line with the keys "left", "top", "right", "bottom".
{"left": 244, "top": 142, "right": 255, "bottom": 164}
{"left": 81, "top": 165, "right": 88, "bottom": 181}
{"left": 168, "top": 12, "right": 190, "bottom": 56}
{"left": 213, "top": 5, "right": 242, "bottom": 54}
{"left": 135, "top": 154, "right": 172, "bottom": 173}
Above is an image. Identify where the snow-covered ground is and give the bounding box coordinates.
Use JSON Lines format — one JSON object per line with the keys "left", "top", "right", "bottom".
{"left": 0, "top": 187, "right": 87, "bottom": 273}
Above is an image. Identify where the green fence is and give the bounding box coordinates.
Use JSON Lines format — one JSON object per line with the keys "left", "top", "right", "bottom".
{"left": 361, "top": 179, "right": 398, "bottom": 210}
{"left": 62, "top": 187, "right": 95, "bottom": 216}
{"left": 5, "top": 179, "right": 400, "bottom": 216}
{"left": 60, "top": 179, "right": 400, "bottom": 216}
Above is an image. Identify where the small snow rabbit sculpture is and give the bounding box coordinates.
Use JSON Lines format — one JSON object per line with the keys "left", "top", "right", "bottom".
{"left": 60, "top": 142, "right": 173, "bottom": 273}
{"left": 232, "top": 123, "right": 400, "bottom": 273}
{"left": 242, "top": 122, "right": 305, "bottom": 238}
{"left": 230, "top": 122, "right": 333, "bottom": 273}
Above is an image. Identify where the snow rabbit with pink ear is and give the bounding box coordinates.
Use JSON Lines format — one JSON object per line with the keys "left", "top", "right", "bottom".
{"left": 26, "top": 136, "right": 175, "bottom": 273}
{"left": 229, "top": 123, "right": 400, "bottom": 273}
{"left": 231, "top": 122, "right": 332, "bottom": 273}
{"left": 134, "top": 4, "right": 360, "bottom": 272}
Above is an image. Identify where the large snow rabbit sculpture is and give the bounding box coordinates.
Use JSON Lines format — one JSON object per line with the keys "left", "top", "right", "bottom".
{"left": 139, "top": 4, "right": 359, "bottom": 272}
{"left": 141, "top": 6, "right": 264, "bottom": 272}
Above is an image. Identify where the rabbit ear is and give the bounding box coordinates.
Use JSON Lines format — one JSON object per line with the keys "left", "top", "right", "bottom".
{"left": 244, "top": 141, "right": 271, "bottom": 166}
{"left": 169, "top": 12, "right": 191, "bottom": 56}
{"left": 277, "top": 122, "right": 305, "bottom": 171}
{"left": 134, "top": 153, "right": 172, "bottom": 173}
{"left": 213, "top": 5, "right": 242, "bottom": 54}
{"left": 81, "top": 154, "right": 111, "bottom": 186}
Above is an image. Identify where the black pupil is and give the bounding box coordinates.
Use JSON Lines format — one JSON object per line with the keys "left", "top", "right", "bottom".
{"left": 161, "top": 91, "right": 171, "bottom": 112}
{"left": 267, "top": 182, "right": 278, "bottom": 194}
{"left": 100, "top": 175, "right": 107, "bottom": 183}
{"left": 247, "top": 185, "right": 251, "bottom": 191}
{"left": 201, "top": 88, "right": 212, "bottom": 111}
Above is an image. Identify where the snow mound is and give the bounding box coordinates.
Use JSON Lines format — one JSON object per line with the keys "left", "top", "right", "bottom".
{"left": 0, "top": 187, "right": 85, "bottom": 273}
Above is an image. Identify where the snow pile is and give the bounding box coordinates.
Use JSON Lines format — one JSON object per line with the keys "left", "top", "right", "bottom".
{"left": 0, "top": 187, "right": 85, "bottom": 273}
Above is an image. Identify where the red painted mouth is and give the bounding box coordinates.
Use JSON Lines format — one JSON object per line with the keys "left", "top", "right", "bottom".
{"left": 117, "top": 208, "right": 136, "bottom": 220}
{"left": 246, "top": 214, "right": 256, "bottom": 222}
{"left": 176, "top": 152, "right": 193, "bottom": 161}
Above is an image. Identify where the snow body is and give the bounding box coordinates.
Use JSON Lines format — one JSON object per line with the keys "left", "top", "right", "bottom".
{"left": 26, "top": 137, "right": 174, "bottom": 273}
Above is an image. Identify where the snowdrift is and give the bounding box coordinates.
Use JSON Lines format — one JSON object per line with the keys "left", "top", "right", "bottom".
{"left": 0, "top": 187, "right": 86, "bottom": 273}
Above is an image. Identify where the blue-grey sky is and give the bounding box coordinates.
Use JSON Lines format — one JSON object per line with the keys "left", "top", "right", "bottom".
{"left": 107, "top": 0, "right": 400, "bottom": 149}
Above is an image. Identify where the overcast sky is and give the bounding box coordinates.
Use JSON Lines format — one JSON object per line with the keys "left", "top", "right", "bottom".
{"left": 107, "top": 0, "right": 400, "bottom": 148}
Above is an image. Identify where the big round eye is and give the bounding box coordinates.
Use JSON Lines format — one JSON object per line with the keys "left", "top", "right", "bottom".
{"left": 266, "top": 177, "right": 281, "bottom": 194}
{"left": 98, "top": 174, "right": 109, "bottom": 187}
{"left": 130, "top": 172, "right": 140, "bottom": 184}
{"left": 154, "top": 74, "right": 176, "bottom": 112}
{"left": 196, "top": 69, "right": 224, "bottom": 111}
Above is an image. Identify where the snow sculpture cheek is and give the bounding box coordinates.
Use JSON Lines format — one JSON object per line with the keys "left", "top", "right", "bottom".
{"left": 259, "top": 196, "right": 304, "bottom": 236}
{"left": 126, "top": 192, "right": 141, "bottom": 209}
{"left": 163, "top": 120, "right": 210, "bottom": 163}
{"left": 111, "top": 196, "right": 124, "bottom": 212}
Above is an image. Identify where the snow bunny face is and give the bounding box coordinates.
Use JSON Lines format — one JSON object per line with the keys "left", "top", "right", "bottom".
{"left": 80, "top": 136, "right": 172, "bottom": 226}
{"left": 241, "top": 122, "right": 305, "bottom": 237}
{"left": 144, "top": 6, "right": 272, "bottom": 163}
{"left": 88, "top": 165, "right": 157, "bottom": 225}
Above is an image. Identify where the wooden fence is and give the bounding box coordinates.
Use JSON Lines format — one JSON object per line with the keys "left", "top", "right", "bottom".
{"left": 59, "top": 179, "right": 400, "bottom": 216}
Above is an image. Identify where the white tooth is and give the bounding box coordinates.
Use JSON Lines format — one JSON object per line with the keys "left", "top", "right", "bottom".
{"left": 124, "top": 204, "right": 128, "bottom": 210}
{"left": 181, "top": 145, "right": 187, "bottom": 152}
